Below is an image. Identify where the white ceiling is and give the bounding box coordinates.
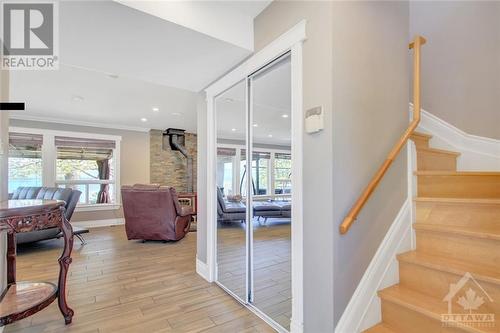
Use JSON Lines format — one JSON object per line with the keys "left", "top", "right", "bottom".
{"left": 216, "top": 57, "right": 291, "bottom": 146}
{"left": 10, "top": 0, "right": 272, "bottom": 131}
{"left": 10, "top": 64, "right": 199, "bottom": 132}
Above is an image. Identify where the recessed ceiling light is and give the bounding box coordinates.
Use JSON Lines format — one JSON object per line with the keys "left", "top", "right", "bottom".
{"left": 72, "top": 95, "right": 84, "bottom": 102}
{"left": 140, "top": 118, "right": 148, "bottom": 122}
{"left": 152, "top": 107, "right": 160, "bottom": 112}
{"left": 268, "top": 134, "right": 273, "bottom": 138}
{"left": 253, "top": 123, "right": 258, "bottom": 127}
{"left": 231, "top": 128, "right": 237, "bottom": 132}
{"left": 282, "top": 114, "right": 289, "bottom": 118}
{"left": 171, "top": 112, "right": 182, "bottom": 116}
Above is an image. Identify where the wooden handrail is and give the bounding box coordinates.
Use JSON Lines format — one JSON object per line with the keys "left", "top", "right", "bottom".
{"left": 339, "top": 35, "right": 426, "bottom": 235}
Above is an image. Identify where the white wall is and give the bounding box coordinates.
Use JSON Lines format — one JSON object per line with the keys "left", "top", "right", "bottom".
{"left": 410, "top": 1, "right": 500, "bottom": 139}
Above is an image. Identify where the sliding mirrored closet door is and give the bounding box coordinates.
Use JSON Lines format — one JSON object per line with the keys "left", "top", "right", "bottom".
{"left": 215, "top": 54, "right": 292, "bottom": 331}
{"left": 249, "top": 55, "right": 292, "bottom": 330}
{"left": 215, "top": 80, "right": 248, "bottom": 302}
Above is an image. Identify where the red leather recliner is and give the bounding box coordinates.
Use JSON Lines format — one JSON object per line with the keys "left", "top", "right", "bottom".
{"left": 121, "top": 184, "right": 192, "bottom": 241}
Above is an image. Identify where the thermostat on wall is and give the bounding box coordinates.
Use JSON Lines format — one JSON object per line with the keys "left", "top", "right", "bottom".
{"left": 305, "top": 106, "right": 324, "bottom": 134}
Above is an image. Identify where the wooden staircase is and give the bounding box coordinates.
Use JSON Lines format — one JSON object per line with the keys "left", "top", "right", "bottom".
{"left": 364, "top": 132, "right": 500, "bottom": 333}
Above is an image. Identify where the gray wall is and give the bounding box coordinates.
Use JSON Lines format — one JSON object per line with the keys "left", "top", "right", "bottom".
{"left": 255, "top": 2, "right": 335, "bottom": 332}
{"left": 197, "top": 1, "right": 410, "bottom": 330}
{"left": 331, "top": 1, "right": 409, "bottom": 324}
{"left": 410, "top": 1, "right": 500, "bottom": 139}
{"left": 9, "top": 119, "right": 150, "bottom": 222}
{"left": 0, "top": 61, "right": 9, "bottom": 296}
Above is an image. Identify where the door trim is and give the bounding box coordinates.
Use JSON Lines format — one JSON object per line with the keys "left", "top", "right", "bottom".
{"left": 204, "top": 20, "right": 306, "bottom": 333}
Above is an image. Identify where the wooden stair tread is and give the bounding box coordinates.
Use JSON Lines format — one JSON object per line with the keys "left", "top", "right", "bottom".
{"left": 379, "top": 285, "right": 495, "bottom": 333}
{"left": 415, "top": 171, "right": 500, "bottom": 176}
{"left": 398, "top": 251, "right": 500, "bottom": 285}
{"left": 413, "top": 223, "right": 500, "bottom": 241}
{"left": 411, "top": 131, "right": 433, "bottom": 139}
{"left": 363, "top": 323, "right": 397, "bottom": 333}
{"left": 416, "top": 147, "right": 461, "bottom": 156}
{"left": 415, "top": 197, "right": 500, "bottom": 205}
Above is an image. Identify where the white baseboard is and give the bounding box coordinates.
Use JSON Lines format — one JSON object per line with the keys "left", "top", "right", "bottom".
{"left": 196, "top": 257, "right": 211, "bottom": 282}
{"left": 290, "top": 318, "right": 304, "bottom": 333}
{"left": 335, "top": 199, "right": 412, "bottom": 333}
{"left": 411, "top": 105, "right": 500, "bottom": 171}
{"left": 71, "top": 218, "right": 125, "bottom": 229}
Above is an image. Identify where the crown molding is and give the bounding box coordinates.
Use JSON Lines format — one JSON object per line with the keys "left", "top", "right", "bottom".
{"left": 9, "top": 114, "right": 151, "bottom": 133}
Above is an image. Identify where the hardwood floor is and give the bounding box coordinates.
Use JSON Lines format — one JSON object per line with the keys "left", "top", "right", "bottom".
{"left": 5, "top": 226, "right": 275, "bottom": 333}
{"left": 217, "top": 219, "right": 291, "bottom": 330}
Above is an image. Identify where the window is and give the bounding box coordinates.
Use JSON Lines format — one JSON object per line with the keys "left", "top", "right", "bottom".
{"left": 274, "top": 153, "right": 291, "bottom": 194}
{"left": 217, "top": 148, "right": 236, "bottom": 196}
{"left": 252, "top": 152, "right": 270, "bottom": 195}
{"left": 219, "top": 145, "right": 291, "bottom": 198}
{"left": 55, "top": 136, "right": 116, "bottom": 205}
{"left": 8, "top": 128, "right": 121, "bottom": 210}
{"left": 8, "top": 133, "right": 43, "bottom": 193}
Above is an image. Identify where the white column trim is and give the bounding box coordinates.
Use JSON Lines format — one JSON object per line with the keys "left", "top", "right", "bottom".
{"left": 234, "top": 148, "right": 241, "bottom": 195}
{"left": 269, "top": 151, "right": 276, "bottom": 196}
{"left": 42, "top": 134, "right": 56, "bottom": 187}
{"left": 289, "top": 41, "right": 304, "bottom": 333}
{"left": 205, "top": 93, "right": 217, "bottom": 282}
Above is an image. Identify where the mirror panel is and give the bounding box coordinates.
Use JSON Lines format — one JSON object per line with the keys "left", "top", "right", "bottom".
{"left": 215, "top": 80, "right": 248, "bottom": 301}
{"left": 250, "top": 56, "right": 292, "bottom": 330}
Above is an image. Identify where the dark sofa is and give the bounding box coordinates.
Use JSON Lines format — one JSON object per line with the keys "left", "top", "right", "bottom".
{"left": 217, "top": 187, "right": 291, "bottom": 223}
{"left": 10, "top": 186, "right": 86, "bottom": 244}
{"left": 121, "top": 184, "right": 193, "bottom": 242}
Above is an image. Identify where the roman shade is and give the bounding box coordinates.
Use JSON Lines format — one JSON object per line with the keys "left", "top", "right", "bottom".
{"left": 9, "top": 132, "right": 43, "bottom": 158}
{"left": 217, "top": 147, "right": 237, "bottom": 156}
{"left": 55, "top": 136, "right": 115, "bottom": 160}
{"left": 275, "top": 153, "right": 291, "bottom": 160}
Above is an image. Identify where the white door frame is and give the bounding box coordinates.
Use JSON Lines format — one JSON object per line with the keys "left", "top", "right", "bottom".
{"left": 204, "top": 20, "right": 306, "bottom": 333}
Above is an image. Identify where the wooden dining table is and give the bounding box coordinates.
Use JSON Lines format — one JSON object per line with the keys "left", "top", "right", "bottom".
{"left": 0, "top": 199, "right": 74, "bottom": 326}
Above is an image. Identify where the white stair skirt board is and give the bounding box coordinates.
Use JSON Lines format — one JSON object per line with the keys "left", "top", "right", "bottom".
{"left": 71, "top": 218, "right": 125, "bottom": 229}
{"left": 410, "top": 105, "right": 500, "bottom": 171}
{"left": 335, "top": 200, "right": 412, "bottom": 333}
{"left": 290, "top": 320, "right": 304, "bottom": 333}
{"left": 196, "top": 257, "right": 211, "bottom": 283}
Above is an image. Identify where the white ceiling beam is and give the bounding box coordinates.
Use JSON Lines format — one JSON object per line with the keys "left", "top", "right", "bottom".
{"left": 115, "top": 1, "right": 256, "bottom": 51}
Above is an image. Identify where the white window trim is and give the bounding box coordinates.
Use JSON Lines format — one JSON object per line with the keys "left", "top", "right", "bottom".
{"left": 9, "top": 126, "right": 122, "bottom": 212}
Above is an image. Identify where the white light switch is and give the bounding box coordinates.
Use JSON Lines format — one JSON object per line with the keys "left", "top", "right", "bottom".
{"left": 305, "top": 106, "right": 324, "bottom": 134}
